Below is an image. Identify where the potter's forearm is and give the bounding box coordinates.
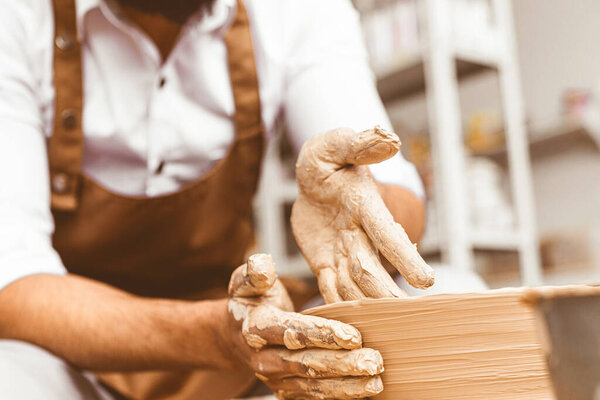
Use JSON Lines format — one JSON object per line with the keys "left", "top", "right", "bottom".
{"left": 377, "top": 183, "right": 425, "bottom": 243}
{"left": 0, "top": 274, "right": 235, "bottom": 372}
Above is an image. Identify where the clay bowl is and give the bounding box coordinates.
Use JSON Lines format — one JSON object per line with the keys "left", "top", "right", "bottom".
{"left": 304, "top": 289, "right": 553, "bottom": 400}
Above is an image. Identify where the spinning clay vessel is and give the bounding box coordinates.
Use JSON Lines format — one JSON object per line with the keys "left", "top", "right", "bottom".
{"left": 305, "top": 289, "right": 554, "bottom": 400}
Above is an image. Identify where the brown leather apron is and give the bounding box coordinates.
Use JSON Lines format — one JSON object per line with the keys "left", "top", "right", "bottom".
{"left": 49, "top": 0, "right": 264, "bottom": 398}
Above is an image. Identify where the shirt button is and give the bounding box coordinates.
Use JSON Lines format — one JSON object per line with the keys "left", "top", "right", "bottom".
{"left": 158, "top": 77, "right": 167, "bottom": 88}
{"left": 61, "top": 109, "right": 78, "bottom": 130}
{"left": 55, "top": 34, "right": 75, "bottom": 51}
{"left": 154, "top": 160, "right": 165, "bottom": 175}
{"left": 52, "top": 173, "right": 70, "bottom": 194}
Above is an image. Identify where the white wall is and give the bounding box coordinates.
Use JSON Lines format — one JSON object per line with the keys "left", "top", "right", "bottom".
{"left": 515, "top": 0, "right": 600, "bottom": 125}
{"left": 387, "top": 0, "right": 600, "bottom": 132}
{"left": 385, "top": 0, "right": 600, "bottom": 242}
{"left": 532, "top": 144, "right": 600, "bottom": 234}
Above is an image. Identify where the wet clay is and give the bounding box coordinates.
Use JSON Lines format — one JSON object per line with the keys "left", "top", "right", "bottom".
{"left": 273, "top": 376, "right": 383, "bottom": 400}
{"left": 228, "top": 254, "right": 385, "bottom": 399}
{"left": 228, "top": 255, "right": 361, "bottom": 351}
{"left": 255, "top": 348, "right": 384, "bottom": 379}
{"left": 291, "top": 127, "right": 434, "bottom": 304}
{"left": 304, "top": 289, "right": 555, "bottom": 399}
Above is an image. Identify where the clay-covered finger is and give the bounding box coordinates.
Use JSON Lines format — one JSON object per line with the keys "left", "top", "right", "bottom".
{"left": 346, "top": 232, "right": 407, "bottom": 299}
{"left": 270, "top": 376, "right": 383, "bottom": 399}
{"left": 253, "top": 348, "right": 383, "bottom": 379}
{"left": 229, "top": 253, "right": 277, "bottom": 297}
{"left": 243, "top": 305, "right": 362, "bottom": 350}
{"left": 290, "top": 196, "right": 340, "bottom": 302}
{"left": 298, "top": 126, "right": 399, "bottom": 171}
{"left": 344, "top": 126, "right": 401, "bottom": 166}
{"left": 317, "top": 268, "right": 343, "bottom": 304}
{"left": 359, "top": 192, "right": 434, "bottom": 289}
{"left": 335, "top": 258, "right": 367, "bottom": 302}
{"left": 296, "top": 127, "right": 400, "bottom": 200}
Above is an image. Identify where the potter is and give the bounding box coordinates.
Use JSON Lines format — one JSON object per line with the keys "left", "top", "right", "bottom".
{"left": 0, "top": 0, "right": 430, "bottom": 398}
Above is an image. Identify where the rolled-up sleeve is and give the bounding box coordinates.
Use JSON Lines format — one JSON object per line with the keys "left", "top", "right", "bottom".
{"left": 281, "top": 0, "right": 424, "bottom": 198}
{"left": 0, "top": 1, "right": 66, "bottom": 291}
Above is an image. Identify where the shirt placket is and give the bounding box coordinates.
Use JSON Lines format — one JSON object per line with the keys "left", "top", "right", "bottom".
{"left": 99, "top": 0, "right": 175, "bottom": 195}
{"left": 92, "top": 0, "right": 235, "bottom": 196}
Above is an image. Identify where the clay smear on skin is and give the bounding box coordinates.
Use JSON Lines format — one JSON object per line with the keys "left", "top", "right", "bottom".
{"left": 291, "top": 127, "right": 434, "bottom": 304}
{"left": 229, "top": 254, "right": 384, "bottom": 399}
{"left": 275, "top": 376, "right": 383, "bottom": 400}
{"left": 277, "top": 348, "right": 384, "bottom": 378}
{"left": 236, "top": 303, "right": 362, "bottom": 350}
{"left": 305, "top": 289, "right": 555, "bottom": 400}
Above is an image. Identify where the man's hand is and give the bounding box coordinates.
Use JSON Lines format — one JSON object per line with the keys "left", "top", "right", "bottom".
{"left": 227, "top": 254, "right": 384, "bottom": 399}
{"left": 291, "top": 127, "right": 434, "bottom": 303}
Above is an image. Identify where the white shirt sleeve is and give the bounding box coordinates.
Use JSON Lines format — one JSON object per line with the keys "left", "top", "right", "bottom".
{"left": 281, "top": 0, "right": 424, "bottom": 198}
{"left": 0, "top": 1, "right": 66, "bottom": 291}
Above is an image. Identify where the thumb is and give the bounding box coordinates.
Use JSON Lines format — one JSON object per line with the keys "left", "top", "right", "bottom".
{"left": 296, "top": 126, "right": 400, "bottom": 198}
{"left": 297, "top": 126, "right": 400, "bottom": 175}
{"left": 228, "top": 254, "right": 277, "bottom": 298}
{"left": 296, "top": 126, "right": 399, "bottom": 202}
{"left": 345, "top": 126, "right": 401, "bottom": 166}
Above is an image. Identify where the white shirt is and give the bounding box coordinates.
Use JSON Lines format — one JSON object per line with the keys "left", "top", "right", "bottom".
{"left": 0, "top": 0, "right": 424, "bottom": 290}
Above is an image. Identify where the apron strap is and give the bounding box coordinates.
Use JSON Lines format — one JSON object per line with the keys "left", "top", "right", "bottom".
{"left": 49, "top": 0, "right": 84, "bottom": 211}
{"left": 48, "top": 0, "right": 263, "bottom": 211}
{"left": 225, "top": 0, "right": 264, "bottom": 139}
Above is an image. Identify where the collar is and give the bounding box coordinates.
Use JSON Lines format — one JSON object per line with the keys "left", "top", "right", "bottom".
{"left": 198, "top": 0, "right": 236, "bottom": 34}
{"left": 74, "top": 0, "right": 236, "bottom": 37}
{"left": 75, "top": 0, "right": 101, "bottom": 35}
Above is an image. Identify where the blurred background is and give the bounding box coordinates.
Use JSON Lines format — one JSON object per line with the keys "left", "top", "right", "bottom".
{"left": 253, "top": 0, "right": 600, "bottom": 290}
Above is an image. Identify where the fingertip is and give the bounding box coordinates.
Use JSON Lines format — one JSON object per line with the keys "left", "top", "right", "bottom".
{"left": 424, "top": 268, "right": 435, "bottom": 287}
{"left": 352, "top": 126, "right": 401, "bottom": 165}
{"left": 247, "top": 253, "right": 277, "bottom": 290}
{"left": 410, "top": 265, "right": 435, "bottom": 289}
{"left": 366, "top": 375, "right": 384, "bottom": 396}
{"left": 374, "top": 125, "right": 401, "bottom": 145}
{"left": 333, "top": 323, "right": 363, "bottom": 349}
{"left": 356, "top": 348, "right": 385, "bottom": 376}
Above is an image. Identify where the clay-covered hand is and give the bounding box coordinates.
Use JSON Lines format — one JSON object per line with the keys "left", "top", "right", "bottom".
{"left": 228, "top": 254, "right": 384, "bottom": 399}
{"left": 291, "top": 127, "right": 434, "bottom": 303}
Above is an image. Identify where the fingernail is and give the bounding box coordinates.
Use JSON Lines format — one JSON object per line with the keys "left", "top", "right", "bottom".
{"left": 336, "top": 325, "right": 362, "bottom": 347}
{"left": 355, "top": 143, "right": 398, "bottom": 164}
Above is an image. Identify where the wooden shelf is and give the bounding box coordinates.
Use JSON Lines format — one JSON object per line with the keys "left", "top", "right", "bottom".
{"left": 471, "top": 119, "right": 600, "bottom": 162}
{"left": 377, "top": 57, "right": 490, "bottom": 103}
